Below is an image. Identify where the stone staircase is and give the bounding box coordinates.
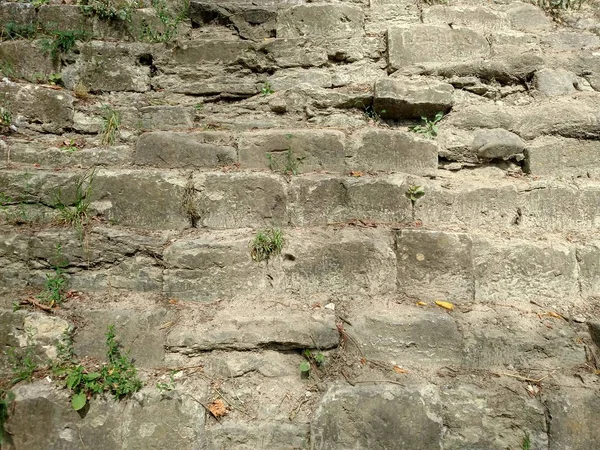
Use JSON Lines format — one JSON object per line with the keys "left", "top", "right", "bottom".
{"left": 1, "top": 0, "right": 600, "bottom": 449}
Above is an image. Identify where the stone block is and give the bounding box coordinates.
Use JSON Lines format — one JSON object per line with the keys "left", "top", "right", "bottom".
{"left": 349, "top": 308, "right": 463, "bottom": 368}
{"left": 91, "top": 170, "right": 189, "bottom": 229}
{"left": 0, "top": 170, "right": 80, "bottom": 206}
{"left": 472, "top": 128, "right": 525, "bottom": 160}
{"left": 0, "top": 83, "right": 74, "bottom": 133}
{"left": 166, "top": 311, "right": 338, "bottom": 353}
{"left": 546, "top": 389, "right": 600, "bottom": 450}
{"left": 37, "top": 5, "right": 93, "bottom": 34}
{"left": 346, "top": 176, "right": 412, "bottom": 223}
{"left": 506, "top": 3, "right": 552, "bottom": 32}
{"left": 282, "top": 228, "right": 396, "bottom": 295}
{"left": 277, "top": 4, "right": 364, "bottom": 39}
{"left": 242, "top": 38, "right": 328, "bottom": 71}
{"left": 162, "top": 231, "right": 264, "bottom": 302}
{"left": 311, "top": 383, "right": 443, "bottom": 450}
{"left": 288, "top": 176, "right": 351, "bottom": 226}
{"left": 135, "top": 131, "right": 236, "bottom": 168}
{"left": 238, "top": 129, "right": 346, "bottom": 172}
{"left": 576, "top": 244, "right": 600, "bottom": 298}
{"left": 207, "top": 423, "right": 309, "bottom": 450}
{"left": 473, "top": 237, "right": 579, "bottom": 304}
{"left": 196, "top": 173, "right": 288, "bottom": 229}
{"left": 348, "top": 129, "right": 438, "bottom": 175}
{"left": 73, "top": 308, "right": 171, "bottom": 368}
{"left": 61, "top": 42, "right": 152, "bottom": 93}
{"left": 533, "top": 68, "right": 577, "bottom": 97}
{"left": 373, "top": 77, "right": 454, "bottom": 120}
{"left": 396, "top": 229, "right": 474, "bottom": 302}
{"left": 387, "top": 25, "right": 490, "bottom": 71}
{"left": 423, "top": 5, "right": 505, "bottom": 30}
{"left": 5, "top": 383, "right": 205, "bottom": 450}
{"left": 139, "top": 106, "right": 194, "bottom": 131}
{"left": 0, "top": 41, "right": 54, "bottom": 81}
{"left": 524, "top": 136, "right": 600, "bottom": 177}
{"left": 441, "top": 382, "right": 547, "bottom": 450}
{"left": 165, "top": 40, "right": 254, "bottom": 66}
{"left": 0, "top": 2, "right": 36, "bottom": 25}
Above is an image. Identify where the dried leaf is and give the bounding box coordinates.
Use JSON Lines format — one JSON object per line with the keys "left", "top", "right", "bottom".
{"left": 435, "top": 301, "right": 454, "bottom": 311}
{"left": 392, "top": 365, "right": 408, "bottom": 374}
{"left": 168, "top": 298, "right": 178, "bottom": 304}
{"left": 350, "top": 171, "right": 363, "bottom": 177}
{"left": 416, "top": 301, "right": 428, "bottom": 306}
{"left": 208, "top": 399, "right": 228, "bottom": 418}
{"left": 545, "top": 311, "right": 565, "bottom": 320}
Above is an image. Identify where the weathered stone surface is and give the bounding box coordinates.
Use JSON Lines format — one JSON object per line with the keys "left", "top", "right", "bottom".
{"left": 207, "top": 422, "right": 309, "bottom": 450}
{"left": 91, "top": 170, "right": 189, "bottom": 229}
{"left": 282, "top": 229, "right": 396, "bottom": 295}
{"left": 240, "top": 38, "right": 329, "bottom": 71}
{"left": 277, "top": 4, "right": 364, "bottom": 39}
{"left": 373, "top": 77, "right": 454, "bottom": 120}
{"left": 5, "top": 383, "right": 205, "bottom": 450}
{"left": 576, "top": 243, "right": 600, "bottom": 298}
{"left": 348, "top": 129, "right": 438, "bottom": 175}
{"left": 472, "top": 128, "right": 525, "bottom": 160}
{"left": 195, "top": 173, "right": 287, "bottom": 229}
{"left": 0, "top": 2, "right": 36, "bottom": 25}
{"left": 0, "top": 170, "right": 80, "bottom": 205}
{"left": 473, "top": 237, "right": 579, "bottom": 304}
{"left": 423, "top": 5, "right": 505, "bottom": 30}
{"left": 37, "top": 5, "right": 93, "bottom": 34}
{"left": 0, "top": 41, "right": 54, "bottom": 81}
{"left": 311, "top": 383, "right": 443, "bottom": 450}
{"left": 396, "top": 229, "right": 474, "bottom": 302}
{"left": 166, "top": 311, "right": 338, "bottom": 353}
{"left": 139, "top": 106, "right": 194, "bottom": 131}
{"left": 441, "top": 381, "right": 547, "bottom": 450}
{"left": 506, "top": 3, "right": 552, "bottom": 32}
{"left": 162, "top": 231, "right": 264, "bottom": 302}
{"left": 135, "top": 132, "right": 236, "bottom": 168}
{"left": 461, "top": 307, "right": 586, "bottom": 370}
{"left": 288, "top": 176, "right": 351, "bottom": 226}
{"left": 533, "top": 68, "right": 578, "bottom": 97}
{"left": 350, "top": 308, "right": 463, "bottom": 367}
{"left": 190, "top": 1, "right": 277, "bottom": 40}
{"left": 387, "top": 25, "right": 490, "bottom": 71}
{"left": 524, "top": 136, "right": 600, "bottom": 177}
{"left": 238, "top": 129, "right": 346, "bottom": 172}
{"left": 546, "top": 389, "right": 600, "bottom": 450}
{"left": 22, "top": 313, "right": 70, "bottom": 360}
{"left": 0, "top": 83, "right": 74, "bottom": 133}
{"left": 72, "top": 308, "right": 171, "bottom": 367}
{"left": 61, "top": 42, "right": 152, "bottom": 93}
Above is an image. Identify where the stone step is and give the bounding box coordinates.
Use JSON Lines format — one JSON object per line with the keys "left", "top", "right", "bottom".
{"left": 2, "top": 225, "right": 598, "bottom": 308}
{"left": 3, "top": 168, "right": 600, "bottom": 233}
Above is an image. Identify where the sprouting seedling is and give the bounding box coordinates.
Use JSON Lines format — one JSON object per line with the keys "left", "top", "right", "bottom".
{"left": 261, "top": 81, "right": 274, "bottom": 97}
{"left": 410, "top": 112, "right": 443, "bottom": 138}
{"left": 406, "top": 185, "right": 425, "bottom": 206}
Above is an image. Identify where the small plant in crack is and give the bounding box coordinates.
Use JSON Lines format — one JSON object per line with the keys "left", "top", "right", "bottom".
{"left": 406, "top": 185, "right": 425, "bottom": 222}
{"left": 40, "top": 29, "right": 90, "bottom": 65}
{"left": 521, "top": 432, "right": 531, "bottom": 450}
{"left": 299, "top": 349, "right": 326, "bottom": 379}
{"left": 363, "top": 105, "right": 386, "bottom": 124}
{"left": 38, "top": 243, "right": 68, "bottom": 308}
{"left": 266, "top": 134, "right": 305, "bottom": 177}
{"left": 100, "top": 105, "right": 121, "bottom": 146}
{"left": 261, "top": 81, "right": 274, "bottom": 97}
{"left": 250, "top": 228, "right": 284, "bottom": 262}
{"left": 0, "top": 95, "right": 13, "bottom": 134}
{"left": 54, "top": 168, "right": 96, "bottom": 239}
{"left": 410, "top": 112, "right": 443, "bottom": 139}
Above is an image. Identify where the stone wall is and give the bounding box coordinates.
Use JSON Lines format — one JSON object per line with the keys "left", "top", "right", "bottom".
{"left": 1, "top": 0, "right": 600, "bottom": 449}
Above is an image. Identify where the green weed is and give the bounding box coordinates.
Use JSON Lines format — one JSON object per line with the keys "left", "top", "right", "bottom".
{"left": 0, "top": 193, "right": 29, "bottom": 225}
{"left": 7, "top": 330, "right": 39, "bottom": 384}
{"left": 53, "top": 325, "right": 142, "bottom": 411}
{"left": 261, "top": 81, "right": 274, "bottom": 97}
{"left": 100, "top": 105, "right": 121, "bottom": 145}
{"left": 0, "top": 97, "right": 12, "bottom": 132}
{"left": 40, "top": 29, "right": 90, "bottom": 64}
{"left": 299, "top": 349, "right": 326, "bottom": 378}
{"left": 250, "top": 228, "right": 284, "bottom": 262}
{"left": 406, "top": 185, "right": 425, "bottom": 206}
{"left": 266, "top": 134, "right": 305, "bottom": 176}
{"left": 60, "top": 139, "right": 81, "bottom": 153}
{"left": 363, "top": 105, "right": 386, "bottom": 123}
{"left": 522, "top": 432, "right": 531, "bottom": 450}
{"left": 410, "top": 112, "right": 443, "bottom": 139}
{"left": 48, "top": 72, "right": 63, "bottom": 86}
{"left": 139, "top": 0, "right": 189, "bottom": 43}
{"left": 156, "top": 371, "right": 176, "bottom": 396}
{"left": 79, "top": 0, "right": 135, "bottom": 22}
{"left": 38, "top": 243, "right": 68, "bottom": 308}
{"left": 0, "top": 390, "right": 15, "bottom": 445}
{"left": 0, "top": 22, "right": 37, "bottom": 41}
{"left": 54, "top": 169, "right": 95, "bottom": 239}
{"left": 32, "top": 0, "right": 49, "bottom": 7}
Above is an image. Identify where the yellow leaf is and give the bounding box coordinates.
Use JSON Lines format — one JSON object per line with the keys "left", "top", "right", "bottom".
{"left": 416, "top": 301, "right": 428, "bottom": 306}
{"left": 435, "top": 301, "right": 454, "bottom": 311}
{"left": 393, "top": 365, "right": 408, "bottom": 374}
{"left": 545, "top": 311, "right": 565, "bottom": 320}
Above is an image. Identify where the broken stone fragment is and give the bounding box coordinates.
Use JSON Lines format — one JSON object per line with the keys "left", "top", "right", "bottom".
{"left": 471, "top": 128, "right": 525, "bottom": 160}
{"left": 373, "top": 77, "right": 454, "bottom": 120}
